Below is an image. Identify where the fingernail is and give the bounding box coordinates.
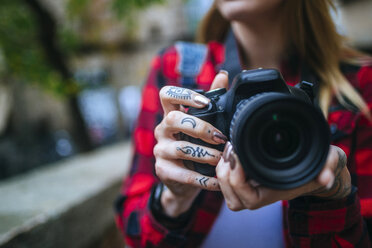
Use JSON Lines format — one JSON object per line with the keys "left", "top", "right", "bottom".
{"left": 320, "top": 169, "right": 334, "bottom": 189}
{"left": 194, "top": 95, "right": 210, "bottom": 106}
{"left": 326, "top": 174, "right": 335, "bottom": 189}
{"left": 219, "top": 70, "right": 229, "bottom": 76}
{"left": 222, "top": 142, "right": 233, "bottom": 163}
{"left": 321, "top": 169, "right": 335, "bottom": 189}
{"left": 229, "top": 151, "right": 236, "bottom": 170}
{"left": 222, "top": 142, "right": 236, "bottom": 169}
{"left": 213, "top": 131, "right": 227, "bottom": 144}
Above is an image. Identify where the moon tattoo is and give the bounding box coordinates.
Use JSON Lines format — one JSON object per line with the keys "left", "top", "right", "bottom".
{"left": 181, "top": 117, "right": 196, "bottom": 129}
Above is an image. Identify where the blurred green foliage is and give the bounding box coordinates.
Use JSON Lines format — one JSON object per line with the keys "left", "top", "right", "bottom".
{"left": 67, "top": 0, "right": 166, "bottom": 19}
{"left": 0, "top": 0, "right": 165, "bottom": 97}
{"left": 0, "top": 0, "right": 78, "bottom": 96}
{"left": 111, "top": 0, "right": 165, "bottom": 19}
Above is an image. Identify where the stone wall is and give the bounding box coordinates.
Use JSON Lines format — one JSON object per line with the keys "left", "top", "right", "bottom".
{"left": 0, "top": 142, "right": 130, "bottom": 248}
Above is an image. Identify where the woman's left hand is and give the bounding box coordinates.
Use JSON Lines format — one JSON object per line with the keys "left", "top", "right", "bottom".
{"left": 216, "top": 142, "right": 351, "bottom": 211}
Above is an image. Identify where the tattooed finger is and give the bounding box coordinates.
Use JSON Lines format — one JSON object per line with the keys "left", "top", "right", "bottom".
{"left": 177, "top": 146, "right": 215, "bottom": 158}
{"left": 155, "top": 141, "right": 221, "bottom": 165}
{"left": 166, "top": 86, "right": 192, "bottom": 100}
{"left": 194, "top": 176, "right": 219, "bottom": 190}
{"left": 156, "top": 160, "right": 220, "bottom": 191}
{"left": 159, "top": 111, "right": 226, "bottom": 144}
{"left": 159, "top": 86, "right": 210, "bottom": 114}
{"left": 181, "top": 117, "right": 197, "bottom": 129}
{"left": 176, "top": 144, "right": 221, "bottom": 165}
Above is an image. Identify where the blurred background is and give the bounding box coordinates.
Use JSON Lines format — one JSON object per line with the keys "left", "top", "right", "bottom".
{"left": 0, "top": 0, "right": 371, "bottom": 247}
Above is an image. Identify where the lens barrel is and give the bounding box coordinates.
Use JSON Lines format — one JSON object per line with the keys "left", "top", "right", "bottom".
{"left": 230, "top": 92, "right": 330, "bottom": 189}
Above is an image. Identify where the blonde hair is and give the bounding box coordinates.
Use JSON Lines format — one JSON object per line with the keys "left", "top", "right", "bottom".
{"left": 197, "top": 0, "right": 371, "bottom": 118}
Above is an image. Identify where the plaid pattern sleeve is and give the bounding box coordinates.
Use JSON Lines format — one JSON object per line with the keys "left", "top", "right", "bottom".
{"left": 286, "top": 65, "right": 372, "bottom": 247}
{"left": 115, "top": 43, "right": 225, "bottom": 248}
{"left": 115, "top": 39, "right": 371, "bottom": 247}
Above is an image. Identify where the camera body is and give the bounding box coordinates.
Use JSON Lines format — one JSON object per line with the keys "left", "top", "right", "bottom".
{"left": 187, "top": 69, "right": 330, "bottom": 189}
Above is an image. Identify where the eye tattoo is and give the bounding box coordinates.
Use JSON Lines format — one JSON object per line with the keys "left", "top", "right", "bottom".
{"left": 181, "top": 117, "right": 196, "bottom": 128}
{"left": 166, "top": 86, "right": 192, "bottom": 100}
{"left": 177, "top": 146, "right": 215, "bottom": 158}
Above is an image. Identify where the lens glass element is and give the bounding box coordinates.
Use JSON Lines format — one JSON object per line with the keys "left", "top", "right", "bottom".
{"left": 261, "top": 118, "right": 300, "bottom": 160}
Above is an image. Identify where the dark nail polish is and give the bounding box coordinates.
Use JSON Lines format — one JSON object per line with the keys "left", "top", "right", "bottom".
{"left": 222, "top": 142, "right": 236, "bottom": 170}
{"left": 213, "top": 131, "right": 227, "bottom": 144}
{"left": 229, "top": 150, "right": 236, "bottom": 170}
{"left": 222, "top": 142, "right": 232, "bottom": 162}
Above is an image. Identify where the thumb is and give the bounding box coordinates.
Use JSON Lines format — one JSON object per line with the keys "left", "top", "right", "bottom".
{"left": 210, "top": 70, "right": 229, "bottom": 91}
{"left": 317, "top": 145, "right": 345, "bottom": 189}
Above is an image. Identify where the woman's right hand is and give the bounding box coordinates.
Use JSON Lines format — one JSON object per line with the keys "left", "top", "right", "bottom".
{"left": 154, "top": 72, "right": 229, "bottom": 217}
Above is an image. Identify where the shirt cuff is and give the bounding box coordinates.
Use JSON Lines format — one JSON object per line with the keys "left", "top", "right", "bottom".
{"left": 149, "top": 183, "right": 198, "bottom": 230}
{"left": 148, "top": 183, "right": 205, "bottom": 245}
{"left": 288, "top": 186, "right": 361, "bottom": 235}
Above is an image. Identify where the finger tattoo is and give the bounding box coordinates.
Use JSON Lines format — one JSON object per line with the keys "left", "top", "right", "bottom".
{"left": 181, "top": 117, "right": 196, "bottom": 128}
{"left": 177, "top": 146, "right": 215, "bottom": 158}
{"left": 196, "top": 176, "right": 209, "bottom": 187}
{"left": 166, "top": 86, "right": 192, "bottom": 100}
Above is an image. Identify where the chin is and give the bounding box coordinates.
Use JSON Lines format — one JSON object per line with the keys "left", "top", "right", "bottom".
{"left": 216, "top": 0, "right": 284, "bottom": 22}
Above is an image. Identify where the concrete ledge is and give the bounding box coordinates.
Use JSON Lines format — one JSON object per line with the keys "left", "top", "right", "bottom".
{"left": 0, "top": 142, "right": 131, "bottom": 248}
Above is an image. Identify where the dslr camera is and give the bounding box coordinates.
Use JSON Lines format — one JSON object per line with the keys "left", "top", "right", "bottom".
{"left": 187, "top": 68, "right": 330, "bottom": 189}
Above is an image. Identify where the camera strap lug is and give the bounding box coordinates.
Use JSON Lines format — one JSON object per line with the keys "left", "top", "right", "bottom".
{"left": 298, "top": 81, "right": 315, "bottom": 104}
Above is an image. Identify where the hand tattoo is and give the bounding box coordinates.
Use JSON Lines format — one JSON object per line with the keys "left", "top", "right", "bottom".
{"left": 326, "top": 149, "right": 350, "bottom": 199}
{"left": 307, "top": 148, "right": 350, "bottom": 199}
{"left": 181, "top": 117, "right": 196, "bottom": 128}
{"left": 166, "top": 87, "right": 192, "bottom": 100}
{"left": 177, "top": 146, "right": 215, "bottom": 158}
{"left": 335, "top": 149, "right": 347, "bottom": 175}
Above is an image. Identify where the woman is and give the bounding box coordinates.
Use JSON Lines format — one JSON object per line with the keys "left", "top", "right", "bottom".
{"left": 115, "top": 0, "right": 372, "bottom": 247}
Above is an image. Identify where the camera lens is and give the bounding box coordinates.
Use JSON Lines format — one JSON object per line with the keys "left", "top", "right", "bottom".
{"left": 230, "top": 92, "right": 330, "bottom": 189}
{"left": 260, "top": 120, "right": 300, "bottom": 160}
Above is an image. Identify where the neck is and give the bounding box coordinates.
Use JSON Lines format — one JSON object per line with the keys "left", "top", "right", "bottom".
{"left": 231, "top": 14, "right": 286, "bottom": 70}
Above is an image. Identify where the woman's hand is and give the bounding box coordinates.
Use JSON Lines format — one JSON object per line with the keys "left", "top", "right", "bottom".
{"left": 154, "top": 72, "right": 229, "bottom": 217}
{"left": 216, "top": 142, "right": 351, "bottom": 211}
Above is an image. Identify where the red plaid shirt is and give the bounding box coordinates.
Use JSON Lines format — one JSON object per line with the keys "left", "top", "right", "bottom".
{"left": 115, "top": 41, "right": 372, "bottom": 247}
